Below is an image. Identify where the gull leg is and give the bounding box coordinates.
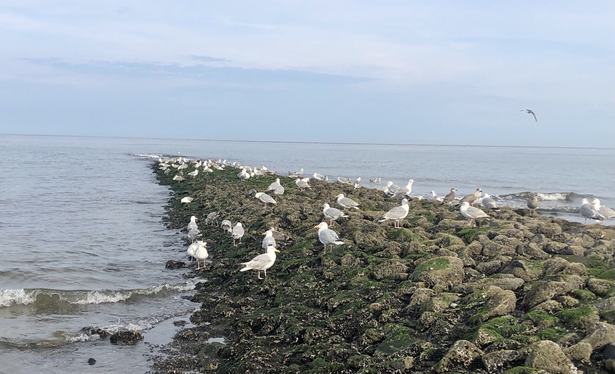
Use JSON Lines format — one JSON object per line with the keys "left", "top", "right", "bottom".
{"left": 257, "top": 271, "right": 263, "bottom": 280}
{"left": 263, "top": 269, "right": 267, "bottom": 278}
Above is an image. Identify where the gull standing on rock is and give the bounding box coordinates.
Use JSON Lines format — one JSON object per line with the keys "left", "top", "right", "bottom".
{"left": 460, "top": 202, "right": 492, "bottom": 226}
{"left": 194, "top": 241, "right": 208, "bottom": 270}
{"left": 429, "top": 191, "right": 443, "bottom": 203}
{"left": 187, "top": 216, "right": 198, "bottom": 231}
{"left": 393, "top": 179, "right": 415, "bottom": 200}
{"left": 221, "top": 219, "right": 232, "bottom": 233}
{"left": 181, "top": 196, "right": 194, "bottom": 204}
{"left": 460, "top": 188, "right": 482, "bottom": 206}
{"left": 296, "top": 177, "right": 311, "bottom": 189}
{"left": 527, "top": 193, "right": 539, "bottom": 213}
{"left": 314, "top": 222, "right": 344, "bottom": 253}
{"left": 232, "top": 223, "right": 244, "bottom": 247}
{"left": 336, "top": 194, "right": 360, "bottom": 209}
{"left": 369, "top": 177, "right": 381, "bottom": 184}
{"left": 323, "top": 203, "right": 348, "bottom": 226}
{"left": 313, "top": 173, "right": 327, "bottom": 181}
{"left": 580, "top": 198, "right": 603, "bottom": 223}
{"left": 442, "top": 188, "right": 457, "bottom": 204}
{"left": 481, "top": 194, "right": 499, "bottom": 210}
{"left": 267, "top": 178, "right": 284, "bottom": 195}
{"left": 239, "top": 244, "right": 280, "bottom": 279}
{"left": 593, "top": 199, "right": 615, "bottom": 222}
{"left": 250, "top": 190, "right": 277, "bottom": 208}
{"left": 262, "top": 230, "right": 276, "bottom": 249}
{"left": 378, "top": 199, "right": 410, "bottom": 228}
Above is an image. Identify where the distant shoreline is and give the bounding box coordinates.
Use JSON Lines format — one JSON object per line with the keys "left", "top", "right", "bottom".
{"left": 2, "top": 133, "right": 614, "bottom": 151}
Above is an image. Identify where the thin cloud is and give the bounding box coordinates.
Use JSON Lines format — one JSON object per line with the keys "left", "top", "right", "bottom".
{"left": 190, "top": 55, "right": 231, "bottom": 63}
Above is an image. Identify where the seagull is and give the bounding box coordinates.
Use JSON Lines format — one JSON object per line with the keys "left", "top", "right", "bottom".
{"left": 354, "top": 177, "right": 362, "bottom": 189}
{"left": 194, "top": 241, "right": 208, "bottom": 270}
{"left": 313, "top": 173, "right": 327, "bottom": 181}
{"left": 205, "top": 211, "right": 220, "bottom": 226}
{"left": 337, "top": 177, "right": 352, "bottom": 185}
{"left": 187, "top": 241, "right": 200, "bottom": 261}
{"left": 187, "top": 216, "right": 198, "bottom": 231}
{"left": 369, "top": 177, "right": 381, "bottom": 184}
{"left": 314, "top": 222, "right": 344, "bottom": 253}
{"left": 254, "top": 192, "right": 277, "bottom": 208}
{"left": 239, "top": 245, "right": 280, "bottom": 279}
{"left": 460, "top": 188, "right": 482, "bottom": 206}
{"left": 188, "top": 169, "right": 198, "bottom": 178}
{"left": 232, "top": 223, "right": 244, "bottom": 247}
{"left": 385, "top": 181, "right": 400, "bottom": 197}
{"left": 323, "top": 203, "right": 348, "bottom": 226}
{"left": 220, "top": 219, "right": 232, "bottom": 233}
{"left": 267, "top": 178, "right": 284, "bottom": 195}
{"left": 593, "top": 199, "right": 615, "bottom": 222}
{"left": 181, "top": 196, "right": 193, "bottom": 204}
{"left": 187, "top": 228, "right": 201, "bottom": 243}
{"left": 481, "top": 194, "right": 499, "bottom": 210}
{"left": 460, "top": 201, "right": 492, "bottom": 226}
{"left": 522, "top": 109, "right": 537, "bottom": 122}
{"left": 378, "top": 199, "right": 410, "bottom": 228}
{"left": 336, "top": 194, "right": 360, "bottom": 209}
{"left": 296, "top": 177, "right": 311, "bottom": 189}
{"left": 527, "top": 193, "right": 539, "bottom": 213}
{"left": 429, "top": 191, "right": 443, "bottom": 203}
{"left": 393, "top": 179, "right": 415, "bottom": 200}
{"left": 262, "top": 230, "right": 276, "bottom": 249}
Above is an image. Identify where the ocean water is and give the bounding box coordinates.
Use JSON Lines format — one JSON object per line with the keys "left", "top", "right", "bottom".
{"left": 0, "top": 134, "right": 613, "bottom": 373}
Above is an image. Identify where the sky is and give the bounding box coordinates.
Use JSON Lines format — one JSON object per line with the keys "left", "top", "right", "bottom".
{"left": 1, "top": 1, "right": 613, "bottom": 147}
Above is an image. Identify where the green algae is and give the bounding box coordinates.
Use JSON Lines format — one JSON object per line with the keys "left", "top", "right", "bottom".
{"left": 555, "top": 305, "right": 598, "bottom": 328}
{"left": 455, "top": 227, "right": 489, "bottom": 244}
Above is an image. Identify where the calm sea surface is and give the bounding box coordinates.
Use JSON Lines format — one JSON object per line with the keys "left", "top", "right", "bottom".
{"left": 0, "top": 134, "right": 613, "bottom": 373}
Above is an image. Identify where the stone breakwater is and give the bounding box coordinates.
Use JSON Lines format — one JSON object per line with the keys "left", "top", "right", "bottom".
{"left": 151, "top": 162, "right": 615, "bottom": 374}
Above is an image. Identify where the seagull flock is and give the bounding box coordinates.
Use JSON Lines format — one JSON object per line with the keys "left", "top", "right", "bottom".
{"left": 157, "top": 156, "right": 614, "bottom": 279}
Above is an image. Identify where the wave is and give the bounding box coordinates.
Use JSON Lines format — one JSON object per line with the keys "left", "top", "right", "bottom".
{"left": 498, "top": 192, "right": 594, "bottom": 202}
{"left": 0, "top": 281, "right": 196, "bottom": 309}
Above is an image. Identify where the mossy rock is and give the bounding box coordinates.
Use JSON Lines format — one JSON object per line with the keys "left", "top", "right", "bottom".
{"left": 555, "top": 305, "right": 600, "bottom": 329}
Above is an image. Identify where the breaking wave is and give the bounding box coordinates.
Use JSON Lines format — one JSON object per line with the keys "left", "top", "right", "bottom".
{"left": 0, "top": 281, "right": 196, "bottom": 309}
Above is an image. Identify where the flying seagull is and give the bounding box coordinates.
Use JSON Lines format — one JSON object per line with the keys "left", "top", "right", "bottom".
{"left": 522, "top": 109, "right": 537, "bottom": 122}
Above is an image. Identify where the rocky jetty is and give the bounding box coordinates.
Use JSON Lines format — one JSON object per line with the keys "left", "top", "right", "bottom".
{"left": 151, "top": 160, "right": 614, "bottom": 374}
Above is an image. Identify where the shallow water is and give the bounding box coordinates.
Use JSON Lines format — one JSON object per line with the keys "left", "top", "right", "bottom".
{"left": 0, "top": 134, "right": 613, "bottom": 373}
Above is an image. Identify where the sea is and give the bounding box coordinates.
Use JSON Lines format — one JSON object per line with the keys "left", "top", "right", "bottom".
{"left": 0, "top": 134, "right": 613, "bottom": 373}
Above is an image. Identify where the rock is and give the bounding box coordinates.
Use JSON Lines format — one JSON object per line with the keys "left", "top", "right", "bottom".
{"left": 516, "top": 242, "right": 551, "bottom": 260}
{"left": 410, "top": 256, "right": 464, "bottom": 292}
{"left": 523, "top": 281, "right": 575, "bottom": 309}
{"left": 564, "top": 342, "right": 592, "bottom": 363}
{"left": 165, "top": 260, "right": 186, "bottom": 269}
{"left": 587, "top": 278, "right": 615, "bottom": 297}
{"left": 524, "top": 340, "right": 578, "bottom": 374}
{"left": 481, "top": 350, "right": 521, "bottom": 373}
{"left": 372, "top": 259, "right": 408, "bottom": 280}
{"left": 435, "top": 340, "right": 482, "bottom": 373}
{"left": 502, "top": 260, "right": 542, "bottom": 282}
{"left": 87, "top": 358, "right": 96, "bottom": 365}
{"left": 472, "top": 287, "right": 517, "bottom": 323}
{"left": 110, "top": 330, "right": 144, "bottom": 345}
{"left": 579, "top": 322, "right": 615, "bottom": 350}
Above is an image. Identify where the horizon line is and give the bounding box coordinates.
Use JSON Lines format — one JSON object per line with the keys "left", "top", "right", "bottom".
{"left": 3, "top": 133, "right": 614, "bottom": 151}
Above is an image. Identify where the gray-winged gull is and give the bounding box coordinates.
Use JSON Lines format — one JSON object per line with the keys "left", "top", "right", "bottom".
{"left": 188, "top": 169, "right": 198, "bottom": 178}
{"left": 205, "top": 211, "right": 220, "bottom": 225}
{"left": 254, "top": 192, "right": 277, "bottom": 208}
{"left": 522, "top": 109, "right": 537, "bottom": 122}
{"left": 314, "top": 222, "right": 344, "bottom": 253}
{"left": 460, "top": 201, "right": 492, "bottom": 226}
{"left": 323, "top": 203, "right": 348, "bottom": 226}
{"left": 181, "top": 196, "right": 194, "bottom": 204}
{"left": 232, "top": 222, "right": 244, "bottom": 247}
{"left": 527, "top": 193, "right": 539, "bottom": 212}
{"left": 194, "top": 241, "right": 208, "bottom": 270}
{"left": 267, "top": 178, "right": 284, "bottom": 195}
{"left": 337, "top": 176, "right": 352, "bottom": 184}
{"left": 187, "top": 228, "right": 201, "bottom": 243}
{"left": 239, "top": 245, "right": 280, "bottom": 279}
{"left": 336, "top": 194, "right": 360, "bottom": 209}
{"left": 429, "top": 191, "right": 443, "bottom": 203}
{"left": 385, "top": 181, "right": 401, "bottom": 197}
{"left": 481, "top": 194, "right": 499, "bottom": 210}
{"left": 369, "top": 177, "right": 381, "bottom": 183}
{"left": 378, "top": 198, "right": 409, "bottom": 228}
{"left": 221, "top": 219, "right": 232, "bottom": 233}
{"left": 593, "top": 199, "right": 615, "bottom": 221}
{"left": 313, "top": 173, "right": 327, "bottom": 181}
{"left": 187, "top": 216, "right": 198, "bottom": 231}
{"left": 296, "top": 177, "right": 311, "bottom": 188}
{"left": 393, "top": 179, "right": 415, "bottom": 200}
{"left": 262, "top": 230, "right": 276, "bottom": 249}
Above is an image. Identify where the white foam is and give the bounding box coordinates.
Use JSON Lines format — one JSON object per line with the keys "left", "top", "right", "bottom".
{"left": 0, "top": 289, "right": 38, "bottom": 307}
{"left": 537, "top": 192, "right": 569, "bottom": 201}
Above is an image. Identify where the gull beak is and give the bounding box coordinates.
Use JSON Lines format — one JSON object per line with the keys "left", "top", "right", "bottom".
{"left": 275, "top": 249, "right": 280, "bottom": 253}
{"left": 313, "top": 225, "right": 319, "bottom": 229}
{"left": 262, "top": 232, "right": 266, "bottom": 235}
{"left": 335, "top": 195, "right": 339, "bottom": 198}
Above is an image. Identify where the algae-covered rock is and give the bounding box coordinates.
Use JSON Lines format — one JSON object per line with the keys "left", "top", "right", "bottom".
{"left": 435, "top": 340, "right": 483, "bottom": 373}
{"left": 410, "top": 256, "right": 464, "bottom": 292}
{"left": 524, "top": 340, "right": 577, "bottom": 374}
{"left": 482, "top": 350, "right": 522, "bottom": 373}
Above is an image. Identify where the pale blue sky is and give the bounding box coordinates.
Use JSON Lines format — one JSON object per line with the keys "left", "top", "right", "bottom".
{"left": 1, "top": 1, "right": 613, "bottom": 147}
